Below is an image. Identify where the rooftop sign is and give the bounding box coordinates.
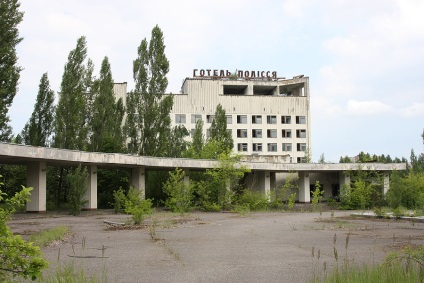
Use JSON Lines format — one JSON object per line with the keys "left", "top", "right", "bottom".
{"left": 193, "top": 69, "right": 277, "bottom": 80}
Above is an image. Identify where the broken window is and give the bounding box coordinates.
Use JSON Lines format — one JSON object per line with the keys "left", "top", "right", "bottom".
{"left": 267, "top": 129, "right": 277, "bottom": 138}
{"left": 237, "top": 129, "right": 248, "bottom": 138}
{"left": 252, "top": 129, "right": 262, "bottom": 138}
{"left": 191, "top": 114, "right": 202, "bottom": 124}
{"left": 252, "top": 115, "right": 262, "bottom": 124}
{"left": 237, "top": 115, "right": 247, "bottom": 124}
{"left": 282, "top": 143, "right": 292, "bottom": 152}
{"left": 282, "top": 129, "right": 292, "bottom": 138}
{"left": 237, "top": 143, "right": 248, "bottom": 152}
{"left": 267, "top": 115, "right": 277, "bottom": 124}
{"left": 267, "top": 143, "right": 277, "bottom": 152}
{"left": 296, "top": 116, "right": 306, "bottom": 124}
{"left": 281, "top": 116, "right": 291, "bottom": 124}
{"left": 296, "top": 129, "right": 306, "bottom": 138}
{"left": 175, "top": 114, "right": 186, "bottom": 124}
{"left": 252, "top": 143, "right": 263, "bottom": 152}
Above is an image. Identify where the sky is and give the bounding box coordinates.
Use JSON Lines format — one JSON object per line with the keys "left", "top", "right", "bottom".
{"left": 10, "top": 0, "right": 424, "bottom": 162}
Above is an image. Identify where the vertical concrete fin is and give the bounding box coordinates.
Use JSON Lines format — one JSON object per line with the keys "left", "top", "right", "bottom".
{"left": 26, "top": 162, "right": 47, "bottom": 212}
{"left": 84, "top": 165, "right": 97, "bottom": 210}
{"left": 298, "top": 171, "right": 310, "bottom": 203}
{"left": 131, "top": 167, "right": 145, "bottom": 199}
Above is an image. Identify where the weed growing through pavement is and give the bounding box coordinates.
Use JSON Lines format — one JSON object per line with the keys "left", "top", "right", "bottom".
{"left": 310, "top": 229, "right": 424, "bottom": 283}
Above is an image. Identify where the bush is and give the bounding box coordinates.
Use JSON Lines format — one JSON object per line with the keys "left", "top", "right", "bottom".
{"left": 112, "top": 187, "right": 126, "bottom": 214}
{"left": 387, "top": 172, "right": 424, "bottom": 210}
{"left": 124, "top": 187, "right": 152, "bottom": 225}
{"left": 0, "top": 186, "right": 48, "bottom": 280}
{"left": 236, "top": 190, "right": 269, "bottom": 211}
{"left": 66, "top": 165, "right": 89, "bottom": 216}
{"left": 163, "top": 168, "right": 194, "bottom": 214}
{"left": 311, "top": 181, "right": 323, "bottom": 212}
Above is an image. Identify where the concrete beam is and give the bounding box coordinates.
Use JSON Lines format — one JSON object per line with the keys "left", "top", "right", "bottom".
{"left": 83, "top": 165, "right": 97, "bottom": 210}
{"left": 26, "top": 162, "right": 46, "bottom": 212}
{"left": 131, "top": 167, "right": 145, "bottom": 198}
{"left": 298, "top": 171, "right": 310, "bottom": 203}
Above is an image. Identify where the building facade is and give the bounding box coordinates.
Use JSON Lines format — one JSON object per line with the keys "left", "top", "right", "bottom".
{"left": 170, "top": 70, "right": 311, "bottom": 163}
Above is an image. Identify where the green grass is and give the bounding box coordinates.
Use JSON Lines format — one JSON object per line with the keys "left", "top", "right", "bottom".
{"left": 29, "top": 225, "right": 69, "bottom": 247}
{"left": 38, "top": 262, "right": 107, "bottom": 283}
{"left": 311, "top": 260, "right": 423, "bottom": 283}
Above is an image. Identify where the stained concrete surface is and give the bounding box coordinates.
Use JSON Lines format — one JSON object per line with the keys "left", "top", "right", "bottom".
{"left": 9, "top": 210, "right": 424, "bottom": 282}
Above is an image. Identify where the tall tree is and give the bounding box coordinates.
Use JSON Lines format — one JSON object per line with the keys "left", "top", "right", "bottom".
{"left": 54, "top": 36, "right": 90, "bottom": 150}
{"left": 209, "top": 103, "right": 233, "bottom": 154}
{"left": 126, "top": 25, "right": 173, "bottom": 156}
{"left": 0, "top": 0, "right": 23, "bottom": 141}
{"left": 21, "top": 73, "right": 55, "bottom": 146}
{"left": 89, "top": 56, "right": 125, "bottom": 152}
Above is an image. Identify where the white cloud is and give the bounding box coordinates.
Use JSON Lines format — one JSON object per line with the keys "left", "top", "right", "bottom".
{"left": 347, "top": 100, "right": 393, "bottom": 116}
{"left": 399, "top": 103, "right": 424, "bottom": 118}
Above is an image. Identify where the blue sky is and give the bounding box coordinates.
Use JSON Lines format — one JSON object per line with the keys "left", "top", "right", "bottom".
{"left": 11, "top": 0, "right": 424, "bottom": 162}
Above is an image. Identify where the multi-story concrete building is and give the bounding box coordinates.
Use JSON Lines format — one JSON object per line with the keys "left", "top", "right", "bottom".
{"left": 170, "top": 69, "right": 310, "bottom": 163}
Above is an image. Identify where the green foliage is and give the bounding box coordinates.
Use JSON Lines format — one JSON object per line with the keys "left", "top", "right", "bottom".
{"left": 311, "top": 181, "right": 323, "bottom": 212}
{"left": 167, "top": 125, "right": 189, "bottom": 158}
{"left": 209, "top": 104, "right": 233, "bottom": 155}
{"left": 125, "top": 25, "right": 173, "bottom": 157}
{"left": 124, "top": 187, "right": 153, "bottom": 224}
{"left": 163, "top": 168, "right": 194, "bottom": 214}
{"left": 66, "top": 165, "right": 88, "bottom": 216}
{"left": 387, "top": 171, "right": 424, "bottom": 210}
{"left": 339, "top": 169, "right": 383, "bottom": 210}
{"left": 270, "top": 174, "right": 298, "bottom": 210}
{"left": 287, "top": 193, "right": 297, "bottom": 210}
{"left": 112, "top": 187, "right": 126, "bottom": 213}
{"left": 203, "top": 152, "right": 249, "bottom": 208}
{"left": 0, "top": 186, "right": 48, "bottom": 280}
{"left": 97, "top": 168, "right": 129, "bottom": 209}
{"left": 193, "top": 180, "right": 221, "bottom": 211}
{"left": 0, "top": 0, "right": 23, "bottom": 141}
{"left": 54, "top": 36, "right": 91, "bottom": 150}
{"left": 392, "top": 206, "right": 408, "bottom": 218}
{"left": 22, "top": 73, "right": 55, "bottom": 147}
{"left": 29, "top": 226, "right": 69, "bottom": 247}
{"left": 89, "top": 56, "right": 125, "bottom": 153}
{"left": 236, "top": 190, "right": 269, "bottom": 211}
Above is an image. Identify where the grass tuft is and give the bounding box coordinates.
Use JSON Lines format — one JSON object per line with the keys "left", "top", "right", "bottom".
{"left": 30, "top": 225, "right": 69, "bottom": 247}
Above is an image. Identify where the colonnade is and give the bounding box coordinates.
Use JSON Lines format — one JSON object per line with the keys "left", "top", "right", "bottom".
{"left": 25, "top": 162, "right": 391, "bottom": 212}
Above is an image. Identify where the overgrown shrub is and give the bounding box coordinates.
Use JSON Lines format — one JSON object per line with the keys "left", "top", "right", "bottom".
{"left": 387, "top": 171, "right": 424, "bottom": 210}
{"left": 112, "top": 187, "right": 126, "bottom": 213}
{"left": 124, "top": 186, "right": 152, "bottom": 224}
{"left": 163, "top": 168, "right": 194, "bottom": 214}
{"left": 0, "top": 186, "right": 48, "bottom": 281}
{"left": 270, "top": 174, "right": 298, "bottom": 210}
{"left": 236, "top": 190, "right": 269, "bottom": 211}
{"left": 311, "top": 181, "right": 323, "bottom": 212}
{"left": 66, "top": 165, "right": 88, "bottom": 216}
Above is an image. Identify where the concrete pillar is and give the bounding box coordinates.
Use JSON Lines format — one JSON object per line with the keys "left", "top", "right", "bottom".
{"left": 26, "top": 162, "right": 47, "bottom": 212}
{"left": 298, "top": 171, "right": 310, "bottom": 203}
{"left": 83, "top": 165, "right": 97, "bottom": 210}
{"left": 263, "top": 171, "right": 271, "bottom": 197}
{"left": 383, "top": 173, "right": 390, "bottom": 195}
{"left": 184, "top": 169, "right": 190, "bottom": 187}
{"left": 339, "top": 172, "right": 351, "bottom": 189}
{"left": 131, "top": 167, "right": 145, "bottom": 199}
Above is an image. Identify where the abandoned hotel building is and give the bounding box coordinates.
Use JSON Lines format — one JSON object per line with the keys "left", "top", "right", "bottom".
{"left": 0, "top": 69, "right": 405, "bottom": 211}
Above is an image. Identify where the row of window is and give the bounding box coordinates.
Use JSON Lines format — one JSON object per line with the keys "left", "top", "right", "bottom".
{"left": 175, "top": 114, "right": 306, "bottom": 125}
{"left": 238, "top": 129, "right": 306, "bottom": 138}
{"left": 237, "top": 143, "right": 307, "bottom": 152}
{"left": 189, "top": 129, "right": 306, "bottom": 139}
